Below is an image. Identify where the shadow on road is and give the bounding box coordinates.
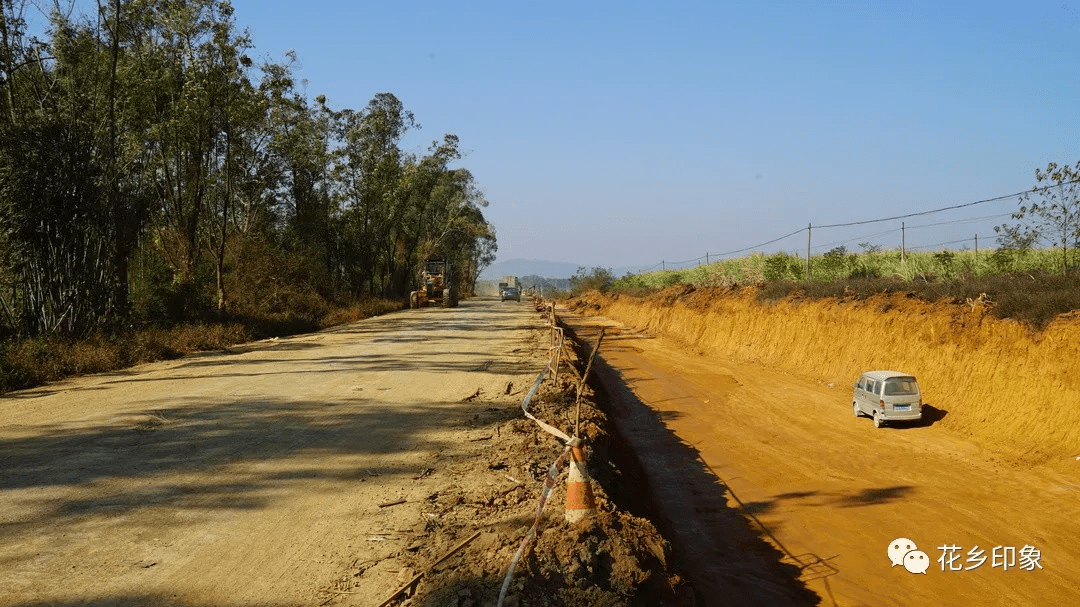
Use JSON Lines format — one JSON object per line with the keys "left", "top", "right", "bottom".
{"left": 561, "top": 322, "right": 824, "bottom": 607}
{"left": 0, "top": 298, "right": 544, "bottom": 555}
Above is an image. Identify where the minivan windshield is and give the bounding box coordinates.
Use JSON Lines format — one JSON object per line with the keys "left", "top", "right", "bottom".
{"left": 883, "top": 379, "right": 918, "bottom": 395}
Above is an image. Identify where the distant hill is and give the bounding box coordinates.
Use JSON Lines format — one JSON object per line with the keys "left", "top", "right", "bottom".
{"left": 480, "top": 259, "right": 662, "bottom": 283}
{"left": 519, "top": 275, "right": 572, "bottom": 292}
{"left": 480, "top": 259, "right": 581, "bottom": 280}
{"left": 474, "top": 274, "right": 573, "bottom": 297}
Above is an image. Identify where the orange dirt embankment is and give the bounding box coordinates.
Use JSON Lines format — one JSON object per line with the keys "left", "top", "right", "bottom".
{"left": 572, "top": 286, "right": 1080, "bottom": 465}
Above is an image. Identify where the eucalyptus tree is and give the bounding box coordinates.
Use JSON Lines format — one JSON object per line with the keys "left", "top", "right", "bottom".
{"left": 389, "top": 134, "right": 462, "bottom": 296}
{"left": 328, "top": 91, "right": 415, "bottom": 296}
{"left": 996, "top": 161, "right": 1080, "bottom": 273}
{"left": 263, "top": 63, "right": 334, "bottom": 268}
{"left": 126, "top": 0, "right": 242, "bottom": 288}
{"left": 200, "top": 4, "right": 257, "bottom": 311}
{"left": 421, "top": 166, "right": 495, "bottom": 295}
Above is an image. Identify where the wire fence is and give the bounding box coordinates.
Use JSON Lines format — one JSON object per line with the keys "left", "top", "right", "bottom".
{"left": 633, "top": 180, "right": 1080, "bottom": 274}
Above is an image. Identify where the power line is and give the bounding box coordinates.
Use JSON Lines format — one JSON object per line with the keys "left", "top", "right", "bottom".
{"left": 813, "top": 180, "right": 1080, "bottom": 229}
{"left": 711, "top": 227, "right": 807, "bottom": 258}
{"left": 812, "top": 227, "right": 902, "bottom": 252}
{"left": 905, "top": 211, "right": 1014, "bottom": 230}
{"left": 668, "top": 255, "right": 707, "bottom": 267}
{"left": 707, "top": 181, "right": 1080, "bottom": 259}
{"left": 643, "top": 180, "right": 1080, "bottom": 272}
{"left": 808, "top": 212, "right": 1016, "bottom": 252}
{"left": 908, "top": 237, "right": 977, "bottom": 252}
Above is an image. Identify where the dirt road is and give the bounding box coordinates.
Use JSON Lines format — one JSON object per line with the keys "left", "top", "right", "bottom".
{"left": 0, "top": 300, "right": 551, "bottom": 606}
{"left": 559, "top": 308, "right": 1080, "bottom": 607}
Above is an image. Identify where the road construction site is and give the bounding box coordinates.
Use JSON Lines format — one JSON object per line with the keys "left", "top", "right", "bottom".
{"left": 2, "top": 288, "right": 1078, "bottom": 606}
{"left": 1, "top": 298, "right": 688, "bottom": 607}
{"left": 559, "top": 286, "right": 1080, "bottom": 606}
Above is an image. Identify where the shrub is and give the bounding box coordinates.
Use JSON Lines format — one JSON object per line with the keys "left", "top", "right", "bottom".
{"left": 764, "top": 253, "right": 794, "bottom": 280}
{"left": 819, "top": 246, "right": 849, "bottom": 279}
{"left": 570, "top": 266, "right": 615, "bottom": 294}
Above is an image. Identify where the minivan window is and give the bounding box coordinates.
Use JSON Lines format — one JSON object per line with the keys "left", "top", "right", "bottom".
{"left": 883, "top": 379, "right": 918, "bottom": 395}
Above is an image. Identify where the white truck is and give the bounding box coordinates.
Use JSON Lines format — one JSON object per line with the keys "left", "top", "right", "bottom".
{"left": 499, "top": 276, "right": 520, "bottom": 302}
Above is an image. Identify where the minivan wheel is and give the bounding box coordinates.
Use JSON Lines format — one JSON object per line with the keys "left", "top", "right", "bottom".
{"left": 873, "top": 411, "right": 884, "bottom": 428}
{"left": 853, "top": 402, "right": 861, "bottom": 417}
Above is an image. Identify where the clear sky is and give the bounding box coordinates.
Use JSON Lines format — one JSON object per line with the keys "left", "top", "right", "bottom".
{"left": 71, "top": 1, "right": 1080, "bottom": 268}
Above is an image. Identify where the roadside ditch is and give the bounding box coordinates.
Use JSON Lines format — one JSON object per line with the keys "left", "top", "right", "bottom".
{"left": 557, "top": 317, "right": 819, "bottom": 607}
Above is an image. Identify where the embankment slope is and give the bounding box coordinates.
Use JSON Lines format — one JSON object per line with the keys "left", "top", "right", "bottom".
{"left": 572, "top": 286, "right": 1080, "bottom": 465}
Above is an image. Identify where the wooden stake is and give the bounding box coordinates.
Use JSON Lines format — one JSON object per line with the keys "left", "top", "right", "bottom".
{"left": 375, "top": 531, "right": 481, "bottom": 607}
{"left": 552, "top": 329, "right": 561, "bottom": 386}
{"left": 574, "top": 328, "right": 605, "bottom": 436}
{"left": 559, "top": 344, "right": 584, "bottom": 382}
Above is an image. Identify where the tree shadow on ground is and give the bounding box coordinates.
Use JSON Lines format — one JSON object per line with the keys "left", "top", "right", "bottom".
{"left": 0, "top": 298, "right": 547, "bottom": 584}
{"left": 0, "top": 395, "right": 495, "bottom": 548}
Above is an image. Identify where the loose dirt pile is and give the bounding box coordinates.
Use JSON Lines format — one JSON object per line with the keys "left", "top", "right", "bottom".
{"left": 323, "top": 319, "right": 690, "bottom": 607}
{"left": 568, "top": 286, "right": 1080, "bottom": 466}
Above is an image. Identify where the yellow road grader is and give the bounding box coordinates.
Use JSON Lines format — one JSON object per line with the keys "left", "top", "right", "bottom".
{"left": 409, "top": 259, "right": 459, "bottom": 308}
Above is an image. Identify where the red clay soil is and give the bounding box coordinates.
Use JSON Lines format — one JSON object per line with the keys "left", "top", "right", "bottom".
{"left": 558, "top": 288, "right": 1080, "bottom": 607}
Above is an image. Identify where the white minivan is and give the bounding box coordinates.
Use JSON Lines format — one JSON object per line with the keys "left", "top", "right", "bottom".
{"left": 853, "top": 371, "right": 922, "bottom": 428}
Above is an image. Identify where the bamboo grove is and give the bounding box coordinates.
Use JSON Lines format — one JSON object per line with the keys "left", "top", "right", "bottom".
{"left": 0, "top": 0, "right": 497, "bottom": 339}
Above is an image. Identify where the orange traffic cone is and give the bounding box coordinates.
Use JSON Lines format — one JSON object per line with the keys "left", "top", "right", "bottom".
{"left": 564, "top": 445, "right": 596, "bottom": 524}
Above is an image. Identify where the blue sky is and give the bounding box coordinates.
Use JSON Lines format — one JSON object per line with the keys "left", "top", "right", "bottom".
{"left": 68, "top": 1, "right": 1080, "bottom": 268}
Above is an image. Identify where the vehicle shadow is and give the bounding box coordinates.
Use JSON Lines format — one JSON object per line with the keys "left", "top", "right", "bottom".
{"left": 883, "top": 404, "right": 948, "bottom": 429}
{"left": 919, "top": 403, "right": 948, "bottom": 426}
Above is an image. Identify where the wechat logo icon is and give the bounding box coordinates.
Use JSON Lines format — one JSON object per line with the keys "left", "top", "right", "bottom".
{"left": 889, "top": 538, "right": 929, "bottom": 574}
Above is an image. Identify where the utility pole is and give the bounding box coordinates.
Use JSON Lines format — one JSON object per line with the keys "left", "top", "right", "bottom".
{"left": 805, "top": 223, "right": 811, "bottom": 280}
{"left": 901, "top": 222, "right": 906, "bottom": 263}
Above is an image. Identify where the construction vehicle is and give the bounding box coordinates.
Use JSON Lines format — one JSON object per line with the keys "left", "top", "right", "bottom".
{"left": 498, "top": 275, "right": 520, "bottom": 301}
{"left": 409, "top": 259, "right": 458, "bottom": 308}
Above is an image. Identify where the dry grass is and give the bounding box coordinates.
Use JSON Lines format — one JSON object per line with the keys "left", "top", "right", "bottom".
{"left": 0, "top": 298, "right": 402, "bottom": 394}
{"left": 755, "top": 271, "right": 1080, "bottom": 330}
{"left": 576, "top": 287, "right": 1080, "bottom": 465}
{"left": 320, "top": 299, "right": 403, "bottom": 328}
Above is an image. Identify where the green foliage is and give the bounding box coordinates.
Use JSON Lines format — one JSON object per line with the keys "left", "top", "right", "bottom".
{"left": 995, "top": 160, "right": 1080, "bottom": 274}
{"left": 819, "top": 246, "right": 849, "bottom": 278}
{"left": 570, "top": 266, "right": 615, "bottom": 294}
{"left": 611, "top": 246, "right": 1080, "bottom": 299}
{"left": 754, "top": 270, "right": 1080, "bottom": 330}
{"left": 933, "top": 250, "right": 956, "bottom": 278}
{"left": 0, "top": 0, "right": 497, "bottom": 342}
{"left": 764, "top": 253, "right": 799, "bottom": 280}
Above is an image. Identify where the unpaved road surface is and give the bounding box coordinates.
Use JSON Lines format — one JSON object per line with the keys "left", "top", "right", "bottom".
{"left": 560, "top": 308, "right": 1080, "bottom": 607}
{"left": 1, "top": 300, "right": 548, "bottom": 606}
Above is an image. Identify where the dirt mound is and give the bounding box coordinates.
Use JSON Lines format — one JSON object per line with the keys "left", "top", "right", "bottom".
{"left": 568, "top": 286, "right": 1080, "bottom": 465}
{"left": 325, "top": 340, "right": 690, "bottom": 607}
